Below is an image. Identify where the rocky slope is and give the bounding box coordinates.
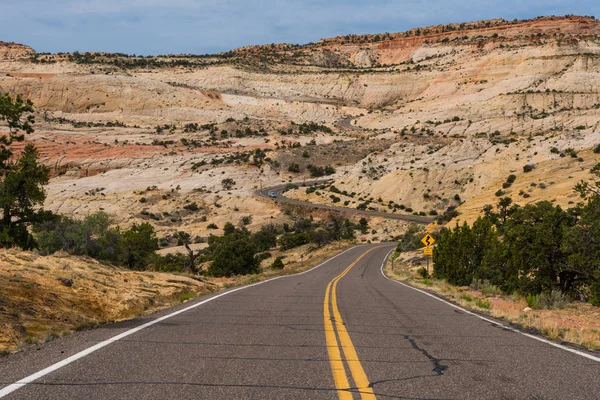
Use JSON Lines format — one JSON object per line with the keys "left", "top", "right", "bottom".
{"left": 0, "top": 15, "right": 599, "bottom": 236}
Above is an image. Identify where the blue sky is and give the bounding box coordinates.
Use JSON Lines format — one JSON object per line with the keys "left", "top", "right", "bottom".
{"left": 1, "top": 0, "right": 598, "bottom": 55}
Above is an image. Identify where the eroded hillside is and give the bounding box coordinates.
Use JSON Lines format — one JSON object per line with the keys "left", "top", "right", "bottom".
{"left": 1, "top": 15, "right": 600, "bottom": 239}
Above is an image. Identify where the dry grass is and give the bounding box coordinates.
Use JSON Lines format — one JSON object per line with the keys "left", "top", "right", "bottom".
{"left": 0, "top": 241, "right": 354, "bottom": 355}
{"left": 0, "top": 249, "right": 217, "bottom": 354}
{"left": 386, "top": 251, "right": 600, "bottom": 351}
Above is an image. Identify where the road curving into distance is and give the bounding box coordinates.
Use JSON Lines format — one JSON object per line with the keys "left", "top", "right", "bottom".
{"left": 1, "top": 244, "right": 598, "bottom": 399}
{"left": 256, "top": 179, "right": 434, "bottom": 224}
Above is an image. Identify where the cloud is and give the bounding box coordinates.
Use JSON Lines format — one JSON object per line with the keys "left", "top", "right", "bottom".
{"left": 0, "top": 0, "right": 598, "bottom": 54}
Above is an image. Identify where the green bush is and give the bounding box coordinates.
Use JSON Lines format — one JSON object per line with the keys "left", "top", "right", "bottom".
{"left": 307, "top": 164, "right": 336, "bottom": 177}
{"left": 590, "top": 282, "right": 600, "bottom": 306}
{"left": 178, "top": 292, "right": 196, "bottom": 303}
{"left": 527, "top": 291, "right": 568, "bottom": 309}
{"left": 183, "top": 202, "right": 199, "bottom": 211}
{"left": 434, "top": 188, "right": 600, "bottom": 305}
{"left": 475, "top": 299, "right": 491, "bottom": 309}
{"left": 271, "top": 257, "right": 284, "bottom": 270}
{"left": 34, "top": 212, "right": 158, "bottom": 270}
{"left": 207, "top": 227, "right": 259, "bottom": 277}
{"left": 417, "top": 267, "right": 428, "bottom": 278}
{"left": 526, "top": 293, "right": 540, "bottom": 309}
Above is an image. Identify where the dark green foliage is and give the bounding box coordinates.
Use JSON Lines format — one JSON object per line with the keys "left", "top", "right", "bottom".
{"left": 436, "top": 205, "right": 460, "bottom": 224}
{"left": 523, "top": 164, "right": 534, "bottom": 173}
{"left": 121, "top": 223, "right": 159, "bottom": 270}
{"left": 0, "top": 95, "right": 48, "bottom": 249}
{"left": 221, "top": 178, "right": 235, "bottom": 190}
{"left": 150, "top": 252, "right": 189, "bottom": 272}
{"left": 183, "top": 202, "right": 199, "bottom": 211}
{"left": 251, "top": 224, "right": 279, "bottom": 252}
{"left": 287, "top": 163, "right": 300, "bottom": 173}
{"left": 358, "top": 217, "right": 369, "bottom": 233}
{"left": 594, "top": 144, "right": 600, "bottom": 154}
{"left": 207, "top": 227, "right": 260, "bottom": 277}
{"left": 562, "top": 196, "right": 600, "bottom": 300}
{"left": 574, "top": 163, "right": 600, "bottom": 199}
{"left": 307, "top": 164, "right": 336, "bottom": 177}
{"left": 0, "top": 93, "right": 34, "bottom": 170}
{"left": 502, "top": 202, "right": 573, "bottom": 294}
{"left": 433, "top": 217, "right": 500, "bottom": 286}
{"left": 417, "top": 267, "right": 428, "bottom": 278}
{"left": 278, "top": 215, "right": 356, "bottom": 250}
{"left": 271, "top": 257, "right": 284, "bottom": 270}
{"left": 223, "top": 222, "right": 235, "bottom": 235}
{"left": 279, "top": 231, "right": 312, "bottom": 250}
{"left": 34, "top": 212, "right": 158, "bottom": 270}
{"left": 433, "top": 192, "right": 600, "bottom": 304}
{"left": 0, "top": 144, "right": 50, "bottom": 249}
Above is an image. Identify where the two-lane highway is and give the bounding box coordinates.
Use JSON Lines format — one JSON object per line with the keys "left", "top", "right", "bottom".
{"left": 1, "top": 245, "right": 598, "bottom": 399}
{"left": 256, "top": 181, "right": 434, "bottom": 224}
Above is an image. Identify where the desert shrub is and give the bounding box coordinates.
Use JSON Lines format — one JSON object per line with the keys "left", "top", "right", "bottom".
{"left": 34, "top": 212, "right": 158, "bottom": 270}
{"left": 256, "top": 252, "right": 272, "bottom": 262}
{"left": 251, "top": 224, "right": 279, "bottom": 252}
{"left": 207, "top": 227, "right": 259, "bottom": 277}
{"left": 539, "top": 290, "right": 569, "bottom": 309}
{"left": 271, "top": 257, "right": 284, "bottom": 270}
{"left": 475, "top": 299, "right": 491, "bottom": 309}
{"left": 307, "top": 164, "right": 336, "bottom": 177}
{"left": 183, "top": 202, "right": 199, "bottom": 211}
{"left": 417, "top": 267, "right": 429, "bottom": 278}
{"left": 221, "top": 178, "right": 235, "bottom": 190}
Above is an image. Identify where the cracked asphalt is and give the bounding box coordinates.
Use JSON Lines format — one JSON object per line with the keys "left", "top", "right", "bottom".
{"left": 0, "top": 245, "right": 598, "bottom": 399}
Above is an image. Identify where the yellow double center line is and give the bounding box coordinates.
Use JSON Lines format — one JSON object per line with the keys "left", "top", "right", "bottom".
{"left": 324, "top": 247, "right": 378, "bottom": 400}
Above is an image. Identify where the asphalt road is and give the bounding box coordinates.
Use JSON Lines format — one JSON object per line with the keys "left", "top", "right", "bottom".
{"left": 256, "top": 181, "right": 434, "bottom": 224}
{"left": 1, "top": 245, "right": 599, "bottom": 399}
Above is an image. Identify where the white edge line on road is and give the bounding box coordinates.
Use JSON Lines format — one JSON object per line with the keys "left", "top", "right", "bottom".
{"left": 0, "top": 245, "right": 366, "bottom": 398}
{"left": 379, "top": 248, "right": 600, "bottom": 363}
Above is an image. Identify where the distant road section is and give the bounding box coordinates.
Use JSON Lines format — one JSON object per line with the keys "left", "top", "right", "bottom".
{"left": 256, "top": 179, "right": 434, "bottom": 224}
{"left": 337, "top": 117, "right": 361, "bottom": 130}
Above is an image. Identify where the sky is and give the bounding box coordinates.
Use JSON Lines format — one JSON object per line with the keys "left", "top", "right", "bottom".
{"left": 0, "top": 0, "right": 598, "bottom": 55}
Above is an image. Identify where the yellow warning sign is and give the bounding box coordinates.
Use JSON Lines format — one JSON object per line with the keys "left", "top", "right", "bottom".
{"left": 423, "top": 247, "right": 433, "bottom": 256}
{"left": 421, "top": 234, "right": 435, "bottom": 247}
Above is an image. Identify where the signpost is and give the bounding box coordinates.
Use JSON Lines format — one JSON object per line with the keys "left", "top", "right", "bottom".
{"left": 421, "top": 234, "right": 435, "bottom": 275}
